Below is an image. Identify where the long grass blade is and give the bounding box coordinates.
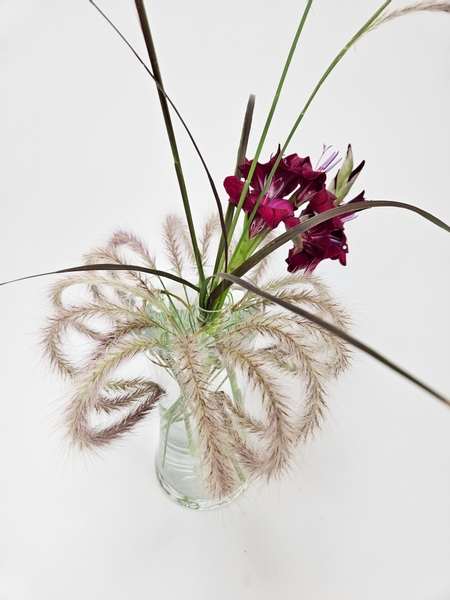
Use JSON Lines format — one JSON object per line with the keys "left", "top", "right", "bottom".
{"left": 89, "top": 1, "right": 229, "bottom": 259}
{"left": 226, "top": 0, "right": 315, "bottom": 249}
{"left": 0, "top": 263, "right": 200, "bottom": 292}
{"left": 213, "top": 94, "right": 256, "bottom": 277}
{"left": 215, "top": 273, "right": 450, "bottom": 407}
{"left": 134, "top": 0, "right": 206, "bottom": 283}
{"left": 208, "top": 199, "right": 450, "bottom": 304}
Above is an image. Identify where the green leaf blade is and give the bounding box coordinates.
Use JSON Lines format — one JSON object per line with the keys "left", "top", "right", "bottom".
{"left": 215, "top": 272, "right": 450, "bottom": 407}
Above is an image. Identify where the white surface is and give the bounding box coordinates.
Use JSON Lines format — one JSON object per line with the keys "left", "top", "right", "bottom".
{"left": 1, "top": 1, "right": 450, "bottom": 599}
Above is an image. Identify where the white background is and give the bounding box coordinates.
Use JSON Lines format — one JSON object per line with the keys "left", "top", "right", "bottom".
{"left": 1, "top": 1, "right": 450, "bottom": 598}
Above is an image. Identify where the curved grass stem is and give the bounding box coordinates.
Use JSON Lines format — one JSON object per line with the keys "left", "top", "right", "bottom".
{"left": 226, "top": 0, "right": 314, "bottom": 252}
{"left": 134, "top": 0, "right": 205, "bottom": 284}
{"left": 228, "top": 0, "right": 391, "bottom": 267}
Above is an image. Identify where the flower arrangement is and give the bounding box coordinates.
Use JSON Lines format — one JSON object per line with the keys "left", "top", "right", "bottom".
{"left": 2, "top": 0, "right": 450, "bottom": 507}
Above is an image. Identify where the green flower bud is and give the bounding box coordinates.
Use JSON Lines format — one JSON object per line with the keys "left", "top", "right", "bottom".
{"left": 328, "top": 144, "right": 365, "bottom": 204}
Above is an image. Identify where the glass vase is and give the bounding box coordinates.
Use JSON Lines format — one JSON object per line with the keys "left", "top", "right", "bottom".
{"left": 151, "top": 294, "right": 248, "bottom": 509}
{"left": 155, "top": 389, "right": 247, "bottom": 510}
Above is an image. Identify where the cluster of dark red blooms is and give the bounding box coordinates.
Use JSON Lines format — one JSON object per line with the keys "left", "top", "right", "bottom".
{"left": 224, "top": 148, "right": 364, "bottom": 272}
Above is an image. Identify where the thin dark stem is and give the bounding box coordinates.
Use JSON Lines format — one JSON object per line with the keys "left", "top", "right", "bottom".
{"left": 216, "top": 273, "right": 450, "bottom": 407}
{"left": 89, "top": 1, "right": 228, "bottom": 275}
{"left": 0, "top": 264, "right": 200, "bottom": 291}
{"left": 212, "top": 95, "right": 256, "bottom": 277}
{"left": 225, "top": 0, "right": 314, "bottom": 257}
{"left": 134, "top": 0, "right": 205, "bottom": 282}
{"left": 207, "top": 199, "right": 450, "bottom": 305}
{"left": 234, "top": 95, "right": 256, "bottom": 175}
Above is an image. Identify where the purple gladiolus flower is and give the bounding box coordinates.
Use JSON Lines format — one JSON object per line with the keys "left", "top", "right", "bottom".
{"left": 223, "top": 146, "right": 365, "bottom": 271}
{"left": 286, "top": 220, "right": 349, "bottom": 273}
{"left": 224, "top": 147, "right": 314, "bottom": 237}
{"left": 286, "top": 189, "right": 365, "bottom": 273}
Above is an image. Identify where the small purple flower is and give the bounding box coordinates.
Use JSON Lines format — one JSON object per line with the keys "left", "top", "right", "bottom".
{"left": 315, "top": 144, "right": 341, "bottom": 172}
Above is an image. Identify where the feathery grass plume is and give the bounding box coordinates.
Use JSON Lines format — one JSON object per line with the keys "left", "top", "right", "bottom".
{"left": 209, "top": 390, "right": 259, "bottom": 479}
{"left": 261, "top": 274, "right": 351, "bottom": 326}
{"left": 199, "top": 213, "right": 221, "bottom": 265}
{"left": 43, "top": 221, "right": 351, "bottom": 498}
{"left": 260, "top": 279, "right": 352, "bottom": 376}
{"left": 49, "top": 273, "right": 157, "bottom": 313}
{"left": 220, "top": 388, "right": 265, "bottom": 435}
{"left": 102, "top": 230, "right": 157, "bottom": 291}
{"left": 109, "top": 230, "right": 157, "bottom": 269}
{"left": 97, "top": 378, "right": 162, "bottom": 413}
{"left": 162, "top": 214, "right": 196, "bottom": 275}
{"left": 216, "top": 334, "right": 297, "bottom": 479}
{"left": 222, "top": 310, "right": 332, "bottom": 446}
{"left": 83, "top": 232, "right": 157, "bottom": 303}
{"left": 65, "top": 334, "right": 164, "bottom": 448}
{"left": 263, "top": 338, "right": 329, "bottom": 441}
{"left": 171, "top": 334, "right": 240, "bottom": 498}
{"left": 233, "top": 274, "right": 351, "bottom": 377}
{"left": 371, "top": 1, "right": 450, "bottom": 29}
{"left": 43, "top": 303, "right": 150, "bottom": 378}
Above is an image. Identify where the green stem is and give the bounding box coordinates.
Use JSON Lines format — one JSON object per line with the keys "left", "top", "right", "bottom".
{"left": 207, "top": 198, "right": 450, "bottom": 306}
{"left": 248, "top": 1, "right": 391, "bottom": 235}
{"left": 277, "top": 0, "right": 391, "bottom": 161}
{"left": 226, "top": 0, "right": 314, "bottom": 256}
{"left": 229, "top": 0, "right": 391, "bottom": 267}
{"left": 90, "top": 0, "right": 229, "bottom": 268}
{"left": 161, "top": 412, "right": 173, "bottom": 467}
{"left": 227, "top": 365, "right": 244, "bottom": 410}
{"left": 212, "top": 94, "right": 256, "bottom": 279}
{"left": 134, "top": 0, "right": 205, "bottom": 284}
